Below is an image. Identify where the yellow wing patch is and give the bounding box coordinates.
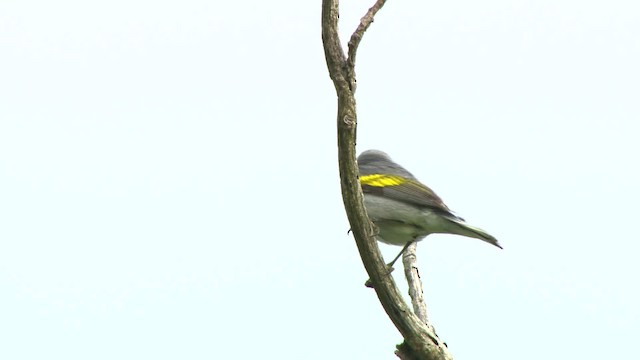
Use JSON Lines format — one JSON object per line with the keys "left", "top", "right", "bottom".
{"left": 360, "top": 174, "right": 408, "bottom": 187}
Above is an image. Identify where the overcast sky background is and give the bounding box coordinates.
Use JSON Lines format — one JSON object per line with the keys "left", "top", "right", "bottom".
{"left": 1, "top": 0, "right": 639, "bottom": 359}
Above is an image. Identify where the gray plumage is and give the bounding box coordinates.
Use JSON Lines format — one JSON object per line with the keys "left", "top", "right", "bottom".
{"left": 357, "top": 149, "right": 502, "bottom": 250}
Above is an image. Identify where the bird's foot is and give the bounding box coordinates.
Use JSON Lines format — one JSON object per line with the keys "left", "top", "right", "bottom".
{"left": 364, "top": 264, "right": 395, "bottom": 288}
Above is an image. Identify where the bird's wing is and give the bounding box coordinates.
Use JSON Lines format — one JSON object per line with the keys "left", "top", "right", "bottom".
{"left": 360, "top": 174, "right": 458, "bottom": 218}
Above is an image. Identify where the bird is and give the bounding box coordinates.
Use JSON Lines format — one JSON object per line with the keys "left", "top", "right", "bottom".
{"left": 357, "top": 149, "right": 502, "bottom": 268}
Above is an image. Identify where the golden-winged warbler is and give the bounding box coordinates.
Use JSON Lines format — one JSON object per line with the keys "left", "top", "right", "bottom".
{"left": 357, "top": 150, "right": 502, "bottom": 267}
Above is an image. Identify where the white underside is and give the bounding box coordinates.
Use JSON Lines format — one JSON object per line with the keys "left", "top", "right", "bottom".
{"left": 363, "top": 195, "right": 452, "bottom": 246}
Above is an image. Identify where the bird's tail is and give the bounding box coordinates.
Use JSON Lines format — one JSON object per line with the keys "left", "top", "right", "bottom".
{"left": 444, "top": 217, "right": 503, "bottom": 249}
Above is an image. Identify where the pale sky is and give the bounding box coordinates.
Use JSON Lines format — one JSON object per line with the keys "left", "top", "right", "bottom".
{"left": 1, "top": 1, "right": 639, "bottom": 359}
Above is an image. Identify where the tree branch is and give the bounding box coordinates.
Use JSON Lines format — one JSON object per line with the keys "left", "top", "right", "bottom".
{"left": 402, "top": 243, "right": 436, "bottom": 334}
{"left": 346, "top": 0, "right": 387, "bottom": 83}
{"left": 321, "top": 1, "right": 453, "bottom": 358}
{"left": 402, "top": 244, "right": 428, "bottom": 323}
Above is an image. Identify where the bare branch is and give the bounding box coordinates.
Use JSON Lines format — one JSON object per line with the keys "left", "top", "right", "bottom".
{"left": 321, "top": 1, "right": 453, "bottom": 358}
{"left": 347, "top": 0, "right": 387, "bottom": 76}
{"left": 402, "top": 243, "right": 436, "bottom": 335}
{"left": 321, "top": 0, "right": 348, "bottom": 93}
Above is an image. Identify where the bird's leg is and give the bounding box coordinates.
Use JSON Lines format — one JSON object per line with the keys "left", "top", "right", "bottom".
{"left": 364, "top": 241, "right": 415, "bottom": 288}
{"left": 386, "top": 241, "right": 414, "bottom": 270}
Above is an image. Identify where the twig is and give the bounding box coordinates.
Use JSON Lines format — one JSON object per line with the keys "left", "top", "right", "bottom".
{"left": 402, "top": 242, "right": 436, "bottom": 335}
{"left": 347, "top": 0, "right": 387, "bottom": 74}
